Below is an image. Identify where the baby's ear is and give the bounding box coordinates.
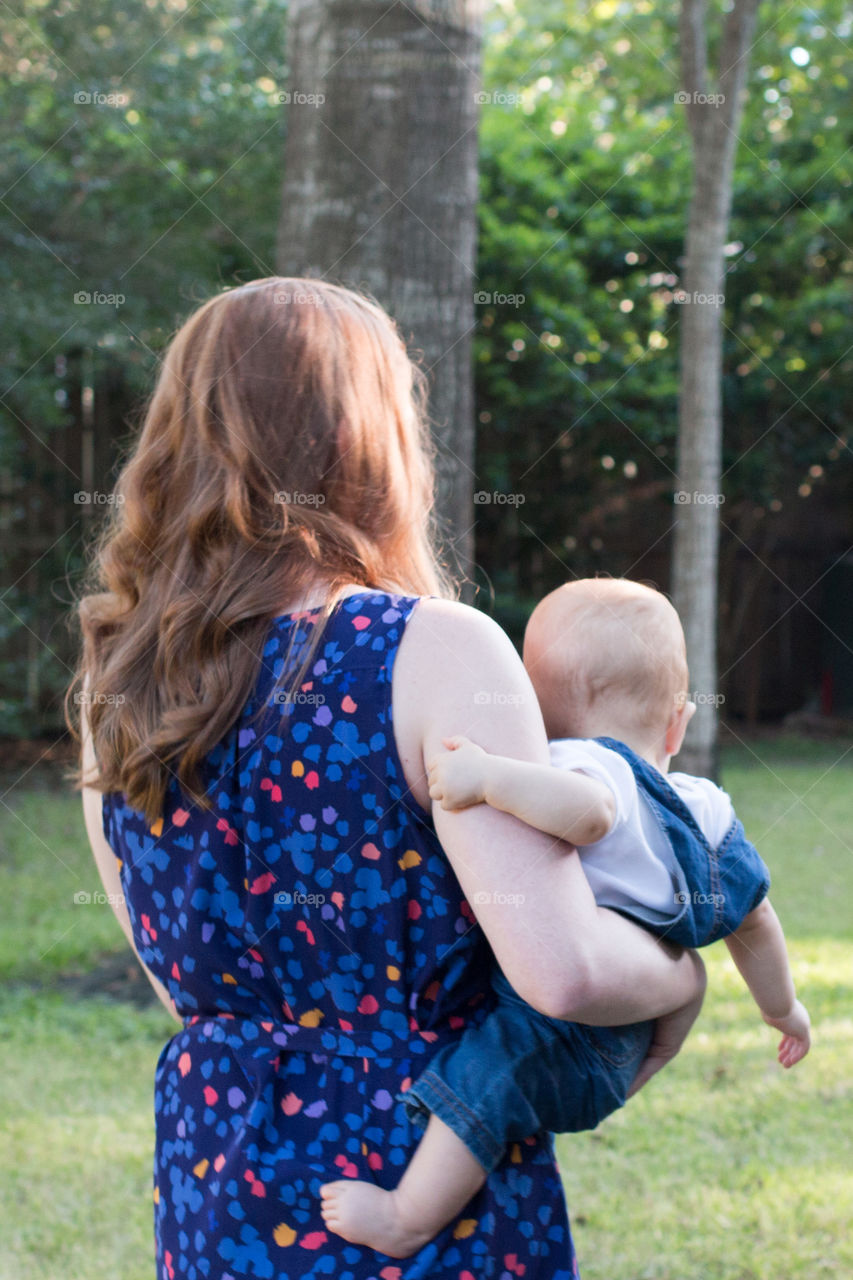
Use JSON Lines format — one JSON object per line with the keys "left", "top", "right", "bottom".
{"left": 665, "top": 697, "right": 695, "bottom": 758}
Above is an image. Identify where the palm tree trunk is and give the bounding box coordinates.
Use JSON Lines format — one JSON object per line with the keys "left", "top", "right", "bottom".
{"left": 672, "top": 0, "right": 760, "bottom": 777}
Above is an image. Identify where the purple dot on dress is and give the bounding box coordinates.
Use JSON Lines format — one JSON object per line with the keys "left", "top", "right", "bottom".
{"left": 238, "top": 728, "right": 256, "bottom": 748}
{"left": 322, "top": 806, "right": 338, "bottom": 824}
{"left": 228, "top": 1086, "right": 246, "bottom": 1108}
{"left": 371, "top": 1089, "right": 394, "bottom": 1110}
{"left": 313, "top": 704, "right": 333, "bottom": 727}
{"left": 299, "top": 814, "right": 317, "bottom": 832}
{"left": 202, "top": 922, "right": 215, "bottom": 943}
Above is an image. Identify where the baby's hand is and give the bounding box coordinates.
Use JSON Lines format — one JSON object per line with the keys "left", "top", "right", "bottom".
{"left": 427, "top": 736, "right": 490, "bottom": 811}
{"left": 762, "top": 998, "right": 811, "bottom": 1067}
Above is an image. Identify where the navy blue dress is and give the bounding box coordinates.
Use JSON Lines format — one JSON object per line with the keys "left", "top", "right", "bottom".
{"left": 102, "top": 591, "right": 580, "bottom": 1280}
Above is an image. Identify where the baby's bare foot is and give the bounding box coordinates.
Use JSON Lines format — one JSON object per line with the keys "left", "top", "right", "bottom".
{"left": 319, "top": 1179, "right": 434, "bottom": 1258}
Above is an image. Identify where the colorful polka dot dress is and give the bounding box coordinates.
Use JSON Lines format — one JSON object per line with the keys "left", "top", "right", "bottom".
{"left": 102, "top": 591, "right": 580, "bottom": 1279}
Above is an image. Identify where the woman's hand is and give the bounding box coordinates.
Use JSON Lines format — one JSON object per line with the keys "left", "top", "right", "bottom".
{"left": 627, "top": 949, "right": 707, "bottom": 1097}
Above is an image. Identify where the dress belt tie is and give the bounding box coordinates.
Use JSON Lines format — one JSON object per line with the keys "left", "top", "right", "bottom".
{"left": 179, "top": 1011, "right": 458, "bottom": 1092}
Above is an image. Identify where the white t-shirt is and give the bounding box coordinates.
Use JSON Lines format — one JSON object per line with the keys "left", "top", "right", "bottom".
{"left": 548, "top": 738, "right": 736, "bottom": 922}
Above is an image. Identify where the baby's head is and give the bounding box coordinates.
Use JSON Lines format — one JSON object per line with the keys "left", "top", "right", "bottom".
{"left": 523, "top": 578, "right": 692, "bottom": 763}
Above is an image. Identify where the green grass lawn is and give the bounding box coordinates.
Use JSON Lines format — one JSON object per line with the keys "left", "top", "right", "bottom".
{"left": 0, "top": 736, "right": 851, "bottom": 1279}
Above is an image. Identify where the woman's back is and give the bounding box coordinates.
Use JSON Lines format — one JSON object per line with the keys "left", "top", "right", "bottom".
{"left": 78, "top": 278, "right": 700, "bottom": 1279}
{"left": 104, "top": 590, "right": 577, "bottom": 1278}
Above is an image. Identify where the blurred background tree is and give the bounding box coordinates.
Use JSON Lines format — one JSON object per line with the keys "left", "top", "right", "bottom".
{"left": 1, "top": 0, "right": 850, "bottom": 739}
{"left": 672, "top": 0, "right": 762, "bottom": 778}
{"left": 277, "top": 0, "right": 482, "bottom": 588}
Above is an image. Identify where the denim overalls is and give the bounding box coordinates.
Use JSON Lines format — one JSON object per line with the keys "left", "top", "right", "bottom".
{"left": 593, "top": 737, "right": 771, "bottom": 947}
{"left": 402, "top": 740, "right": 771, "bottom": 1171}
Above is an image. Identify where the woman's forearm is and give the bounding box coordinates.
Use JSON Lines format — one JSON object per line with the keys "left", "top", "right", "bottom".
{"left": 558, "top": 906, "right": 707, "bottom": 1026}
{"left": 432, "top": 791, "right": 705, "bottom": 1024}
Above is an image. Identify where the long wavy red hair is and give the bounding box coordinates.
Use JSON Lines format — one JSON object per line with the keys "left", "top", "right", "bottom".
{"left": 65, "top": 278, "right": 454, "bottom": 823}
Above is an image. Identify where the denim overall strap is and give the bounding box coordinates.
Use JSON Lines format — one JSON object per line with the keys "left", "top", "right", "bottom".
{"left": 593, "top": 737, "right": 770, "bottom": 947}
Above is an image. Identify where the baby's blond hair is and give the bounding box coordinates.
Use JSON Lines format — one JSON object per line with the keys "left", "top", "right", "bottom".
{"left": 522, "top": 578, "right": 689, "bottom": 743}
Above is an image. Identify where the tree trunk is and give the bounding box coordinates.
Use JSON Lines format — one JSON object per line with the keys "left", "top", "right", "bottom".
{"left": 276, "top": 0, "right": 482, "bottom": 591}
{"left": 672, "top": 0, "right": 760, "bottom": 777}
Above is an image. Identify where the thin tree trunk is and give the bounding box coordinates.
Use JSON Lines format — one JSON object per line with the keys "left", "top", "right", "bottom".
{"left": 277, "top": 0, "right": 482, "bottom": 591}
{"left": 672, "top": 0, "right": 760, "bottom": 777}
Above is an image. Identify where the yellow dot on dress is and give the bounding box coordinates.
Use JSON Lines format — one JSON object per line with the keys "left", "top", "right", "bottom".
{"left": 386, "top": 965, "right": 400, "bottom": 981}
{"left": 193, "top": 1159, "right": 209, "bottom": 1178}
{"left": 150, "top": 817, "right": 163, "bottom": 837}
{"left": 273, "top": 1222, "right": 297, "bottom": 1247}
{"left": 291, "top": 760, "right": 305, "bottom": 777}
{"left": 298, "top": 1008, "right": 323, "bottom": 1027}
{"left": 398, "top": 849, "right": 421, "bottom": 870}
{"left": 453, "top": 1218, "right": 478, "bottom": 1239}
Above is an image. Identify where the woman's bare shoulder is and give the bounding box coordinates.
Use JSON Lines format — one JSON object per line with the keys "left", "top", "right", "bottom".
{"left": 403, "top": 596, "right": 521, "bottom": 668}
{"left": 393, "top": 595, "right": 548, "bottom": 783}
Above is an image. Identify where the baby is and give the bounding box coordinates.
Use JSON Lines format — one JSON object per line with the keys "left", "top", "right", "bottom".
{"left": 320, "top": 578, "right": 811, "bottom": 1257}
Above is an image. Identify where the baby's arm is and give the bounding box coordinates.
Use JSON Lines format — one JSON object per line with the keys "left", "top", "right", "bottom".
{"left": 724, "top": 897, "right": 811, "bottom": 1066}
{"left": 427, "top": 735, "right": 616, "bottom": 846}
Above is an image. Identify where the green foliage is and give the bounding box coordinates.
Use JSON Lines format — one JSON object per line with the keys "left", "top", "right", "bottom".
{"left": 2, "top": 0, "right": 851, "bottom": 720}
{"left": 473, "top": 0, "right": 853, "bottom": 635}
{"left": 1, "top": 0, "right": 289, "bottom": 730}
{"left": 2, "top": 0, "right": 288, "bottom": 366}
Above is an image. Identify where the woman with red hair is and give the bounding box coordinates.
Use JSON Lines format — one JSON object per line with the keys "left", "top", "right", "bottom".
{"left": 69, "top": 278, "right": 702, "bottom": 1279}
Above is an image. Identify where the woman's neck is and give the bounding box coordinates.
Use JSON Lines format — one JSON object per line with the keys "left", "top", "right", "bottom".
{"left": 275, "top": 580, "right": 370, "bottom": 615}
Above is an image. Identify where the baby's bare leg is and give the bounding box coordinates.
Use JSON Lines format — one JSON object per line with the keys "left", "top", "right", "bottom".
{"left": 320, "top": 1113, "right": 488, "bottom": 1258}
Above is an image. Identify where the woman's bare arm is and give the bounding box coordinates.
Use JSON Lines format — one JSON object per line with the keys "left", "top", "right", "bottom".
{"left": 81, "top": 704, "right": 182, "bottom": 1025}
{"left": 393, "top": 598, "right": 704, "bottom": 1025}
